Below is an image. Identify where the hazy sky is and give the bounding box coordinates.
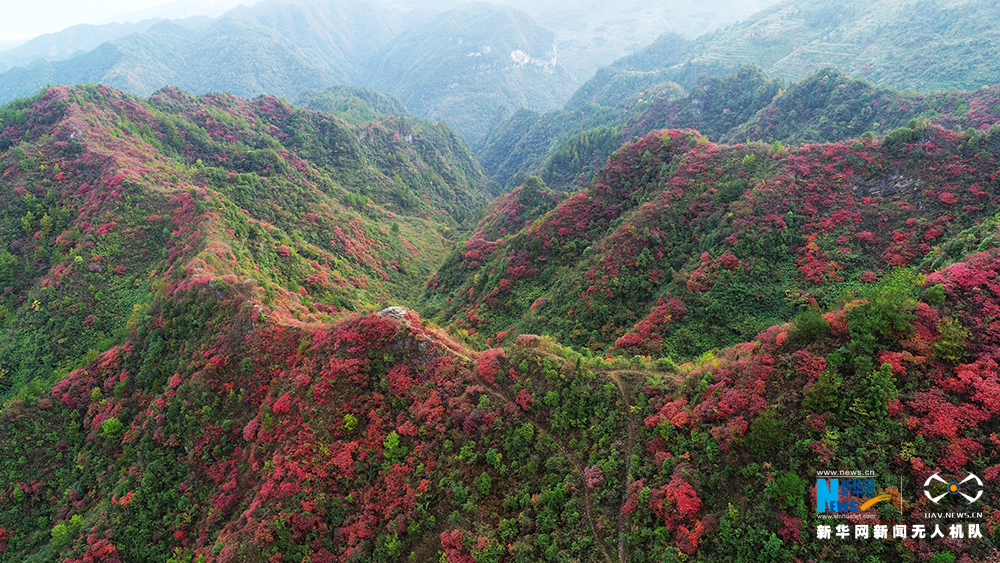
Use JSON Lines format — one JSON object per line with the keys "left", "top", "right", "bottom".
{"left": 0, "top": 0, "right": 260, "bottom": 43}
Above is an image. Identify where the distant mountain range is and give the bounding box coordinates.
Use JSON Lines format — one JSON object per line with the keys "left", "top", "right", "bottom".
{"left": 0, "top": 19, "right": 172, "bottom": 73}
{"left": 479, "top": 0, "right": 1000, "bottom": 191}
{"left": 0, "top": 0, "right": 793, "bottom": 146}
{"left": 572, "top": 0, "right": 1000, "bottom": 101}
{"left": 0, "top": 0, "right": 569, "bottom": 145}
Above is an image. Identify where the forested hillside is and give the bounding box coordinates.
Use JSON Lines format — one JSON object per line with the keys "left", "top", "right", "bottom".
{"left": 481, "top": 63, "right": 1000, "bottom": 193}
{"left": 571, "top": 0, "right": 1000, "bottom": 99}
{"left": 3, "top": 0, "right": 1000, "bottom": 560}
{"left": 479, "top": 0, "right": 1000, "bottom": 193}
{"left": 423, "top": 122, "right": 1000, "bottom": 359}
{"left": 364, "top": 3, "right": 575, "bottom": 146}
{"left": 0, "top": 86, "right": 998, "bottom": 562}
{"left": 0, "top": 84, "right": 491, "bottom": 403}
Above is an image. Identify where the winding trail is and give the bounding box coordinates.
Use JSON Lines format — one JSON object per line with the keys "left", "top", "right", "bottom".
{"left": 434, "top": 327, "right": 656, "bottom": 563}
{"left": 606, "top": 371, "right": 641, "bottom": 563}
{"left": 470, "top": 365, "right": 616, "bottom": 563}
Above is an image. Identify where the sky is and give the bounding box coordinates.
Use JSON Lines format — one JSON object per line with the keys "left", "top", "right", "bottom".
{"left": 0, "top": 0, "right": 261, "bottom": 43}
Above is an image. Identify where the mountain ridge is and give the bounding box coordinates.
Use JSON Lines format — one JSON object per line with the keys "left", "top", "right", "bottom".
{"left": 0, "top": 0, "right": 575, "bottom": 146}
{"left": 1, "top": 81, "right": 1000, "bottom": 562}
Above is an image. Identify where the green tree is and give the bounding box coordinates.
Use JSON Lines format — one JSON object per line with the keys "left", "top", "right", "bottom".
{"left": 802, "top": 371, "right": 841, "bottom": 414}
{"left": 21, "top": 210, "right": 35, "bottom": 233}
{"left": 744, "top": 408, "right": 781, "bottom": 456}
{"left": 933, "top": 318, "right": 969, "bottom": 362}
{"left": 0, "top": 250, "right": 16, "bottom": 285}
{"left": 100, "top": 417, "right": 125, "bottom": 441}
{"left": 475, "top": 471, "right": 492, "bottom": 496}
{"left": 865, "top": 363, "right": 898, "bottom": 422}
{"left": 343, "top": 413, "right": 358, "bottom": 432}
{"left": 847, "top": 269, "right": 919, "bottom": 356}
{"left": 383, "top": 430, "right": 407, "bottom": 462}
{"left": 39, "top": 213, "right": 52, "bottom": 236}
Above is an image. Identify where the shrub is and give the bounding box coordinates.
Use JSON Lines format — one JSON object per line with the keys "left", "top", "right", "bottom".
{"left": 744, "top": 408, "right": 781, "bottom": 456}
{"left": 847, "top": 269, "right": 919, "bottom": 355}
{"left": 933, "top": 318, "right": 969, "bottom": 362}
{"left": 788, "top": 309, "right": 831, "bottom": 347}
{"left": 802, "top": 372, "right": 841, "bottom": 414}
{"left": 100, "top": 417, "right": 124, "bottom": 441}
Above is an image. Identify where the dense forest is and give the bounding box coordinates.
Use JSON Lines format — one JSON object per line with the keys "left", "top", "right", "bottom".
{"left": 0, "top": 80, "right": 997, "bottom": 561}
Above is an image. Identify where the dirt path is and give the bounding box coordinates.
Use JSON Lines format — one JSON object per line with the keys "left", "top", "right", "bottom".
{"left": 441, "top": 332, "right": 661, "bottom": 563}
{"left": 470, "top": 366, "right": 616, "bottom": 563}
{"left": 605, "top": 371, "right": 640, "bottom": 563}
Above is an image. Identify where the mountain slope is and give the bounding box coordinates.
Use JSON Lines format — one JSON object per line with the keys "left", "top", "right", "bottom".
{"left": 2, "top": 83, "right": 1000, "bottom": 562}
{"left": 0, "top": 84, "right": 491, "bottom": 402}
{"left": 1, "top": 158, "right": 1000, "bottom": 562}
{"left": 294, "top": 86, "right": 408, "bottom": 125}
{"left": 573, "top": 0, "right": 1000, "bottom": 98}
{"left": 475, "top": 0, "right": 1000, "bottom": 192}
{"left": 365, "top": 3, "right": 576, "bottom": 146}
{"left": 0, "top": 19, "right": 175, "bottom": 73}
{"left": 227, "top": 0, "right": 405, "bottom": 84}
{"left": 474, "top": 103, "right": 632, "bottom": 190}
{"left": 626, "top": 66, "right": 1000, "bottom": 147}
{"left": 480, "top": 62, "right": 1000, "bottom": 193}
{"left": 421, "top": 121, "right": 1000, "bottom": 359}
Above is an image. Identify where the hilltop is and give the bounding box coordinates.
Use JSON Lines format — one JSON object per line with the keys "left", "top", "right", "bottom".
{"left": 423, "top": 122, "right": 1000, "bottom": 360}
{"left": 480, "top": 64, "right": 1000, "bottom": 192}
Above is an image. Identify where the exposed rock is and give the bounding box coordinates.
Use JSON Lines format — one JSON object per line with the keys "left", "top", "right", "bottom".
{"left": 378, "top": 306, "right": 408, "bottom": 319}
{"left": 858, "top": 170, "right": 922, "bottom": 199}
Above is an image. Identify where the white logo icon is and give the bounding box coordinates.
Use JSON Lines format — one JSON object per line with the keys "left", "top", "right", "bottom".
{"left": 923, "top": 473, "right": 983, "bottom": 504}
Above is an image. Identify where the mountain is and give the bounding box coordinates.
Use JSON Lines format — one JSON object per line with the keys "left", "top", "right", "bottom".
{"left": 473, "top": 0, "right": 1000, "bottom": 192}
{"left": 421, "top": 120, "right": 1000, "bottom": 359}
{"left": 472, "top": 102, "right": 630, "bottom": 190}
{"left": 225, "top": 0, "right": 405, "bottom": 84}
{"left": 98, "top": 0, "right": 267, "bottom": 23}
{"left": 0, "top": 84, "right": 491, "bottom": 403}
{"left": 479, "top": 61, "right": 1000, "bottom": 193}
{"left": 5, "top": 0, "right": 790, "bottom": 93}
{"left": 379, "top": 0, "right": 785, "bottom": 81}
{"left": 0, "top": 19, "right": 173, "bottom": 73}
{"left": 573, "top": 0, "right": 1000, "bottom": 99}
{"left": 0, "top": 0, "right": 576, "bottom": 146}
{"left": 1, "top": 86, "right": 1000, "bottom": 562}
{"left": 364, "top": 3, "right": 575, "bottom": 146}
{"left": 628, "top": 66, "right": 1000, "bottom": 146}
{"left": 0, "top": 2, "right": 394, "bottom": 102}
{"left": 295, "top": 85, "right": 409, "bottom": 125}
